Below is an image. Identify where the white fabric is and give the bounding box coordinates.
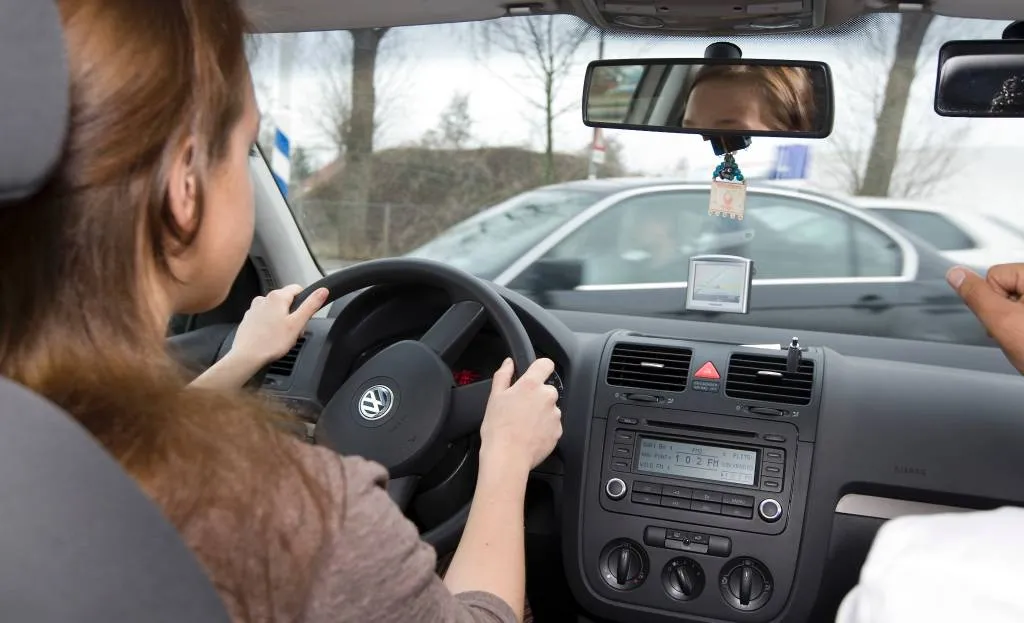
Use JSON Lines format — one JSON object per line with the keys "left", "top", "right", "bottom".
{"left": 836, "top": 507, "right": 1024, "bottom": 623}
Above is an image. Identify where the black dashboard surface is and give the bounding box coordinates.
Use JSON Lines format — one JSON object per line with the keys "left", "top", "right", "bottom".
{"left": 192, "top": 283, "right": 1024, "bottom": 623}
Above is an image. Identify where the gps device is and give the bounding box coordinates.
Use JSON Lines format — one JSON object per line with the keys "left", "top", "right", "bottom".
{"left": 685, "top": 254, "right": 755, "bottom": 314}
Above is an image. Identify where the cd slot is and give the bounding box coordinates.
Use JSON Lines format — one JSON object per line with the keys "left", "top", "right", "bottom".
{"left": 645, "top": 419, "right": 759, "bottom": 439}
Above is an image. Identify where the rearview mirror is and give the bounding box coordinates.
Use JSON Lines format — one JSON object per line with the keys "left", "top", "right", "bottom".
{"left": 935, "top": 40, "right": 1024, "bottom": 117}
{"left": 583, "top": 58, "right": 834, "bottom": 138}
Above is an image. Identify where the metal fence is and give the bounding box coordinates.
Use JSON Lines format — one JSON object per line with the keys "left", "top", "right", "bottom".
{"left": 290, "top": 198, "right": 471, "bottom": 264}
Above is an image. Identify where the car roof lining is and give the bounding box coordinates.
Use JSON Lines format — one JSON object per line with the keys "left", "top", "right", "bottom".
{"left": 241, "top": 0, "right": 1019, "bottom": 34}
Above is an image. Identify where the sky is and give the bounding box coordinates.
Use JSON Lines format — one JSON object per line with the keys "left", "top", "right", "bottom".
{"left": 247, "top": 14, "right": 1024, "bottom": 217}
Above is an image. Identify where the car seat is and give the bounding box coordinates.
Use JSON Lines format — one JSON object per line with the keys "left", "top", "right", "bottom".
{"left": 0, "top": 1, "right": 230, "bottom": 621}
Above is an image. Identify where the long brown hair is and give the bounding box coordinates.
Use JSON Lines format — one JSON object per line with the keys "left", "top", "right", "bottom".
{"left": 0, "top": 0, "right": 326, "bottom": 619}
{"left": 691, "top": 64, "right": 817, "bottom": 132}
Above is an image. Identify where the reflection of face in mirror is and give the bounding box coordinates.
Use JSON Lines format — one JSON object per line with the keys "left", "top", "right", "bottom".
{"left": 682, "top": 65, "right": 816, "bottom": 132}
{"left": 990, "top": 75, "right": 1024, "bottom": 114}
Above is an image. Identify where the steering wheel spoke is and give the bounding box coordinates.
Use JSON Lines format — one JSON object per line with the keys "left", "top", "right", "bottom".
{"left": 446, "top": 379, "right": 492, "bottom": 441}
{"left": 420, "top": 301, "right": 487, "bottom": 365}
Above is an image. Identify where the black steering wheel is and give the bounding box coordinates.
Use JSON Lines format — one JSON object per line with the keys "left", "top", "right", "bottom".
{"left": 291, "top": 258, "right": 536, "bottom": 546}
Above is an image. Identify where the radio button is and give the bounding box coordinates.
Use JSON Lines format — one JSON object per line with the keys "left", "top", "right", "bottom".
{"left": 605, "top": 478, "right": 627, "bottom": 500}
{"left": 662, "top": 486, "right": 692, "bottom": 499}
{"left": 759, "top": 499, "right": 784, "bottom": 522}
{"left": 616, "top": 416, "right": 639, "bottom": 425}
{"left": 762, "top": 464, "right": 782, "bottom": 475}
{"left": 722, "top": 505, "right": 754, "bottom": 519}
{"left": 610, "top": 460, "right": 630, "bottom": 472}
{"left": 632, "top": 491, "right": 661, "bottom": 505}
{"left": 634, "top": 481, "right": 662, "bottom": 495}
{"left": 613, "top": 444, "right": 633, "bottom": 458}
{"left": 691, "top": 501, "right": 722, "bottom": 515}
{"left": 762, "top": 434, "right": 786, "bottom": 443}
{"left": 722, "top": 493, "right": 754, "bottom": 508}
{"left": 661, "top": 497, "right": 691, "bottom": 510}
{"left": 761, "top": 478, "right": 783, "bottom": 493}
{"left": 614, "top": 431, "right": 635, "bottom": 443}
{"left": 693, "top": 490, "right": 723, "bottom": 504}
{"left": 764, "top": 450, "right": 785, "bottom": 463}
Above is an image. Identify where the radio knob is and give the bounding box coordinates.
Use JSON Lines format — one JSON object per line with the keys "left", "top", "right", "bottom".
{"left": 758, "top": 498, "right": 784, "bottom": 522}
{"left": 605, "top": 477, "right": 627, "bottom": 500}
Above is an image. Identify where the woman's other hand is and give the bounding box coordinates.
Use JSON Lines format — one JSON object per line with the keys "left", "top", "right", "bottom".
{"left": 190, "top": 285, "right": 328, "bottom": 390}
{"left": 480, "top": 358, "right": 562, "bottom": 475}
{"left": 230, "top": 284, "right": 329, "bottom": 367}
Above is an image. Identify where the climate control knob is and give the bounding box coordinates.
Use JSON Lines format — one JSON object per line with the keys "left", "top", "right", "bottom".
{"left": 759, "top": 498, "right": 784, "bottom": 522}
{"left": 662, "top": 557, "right": 705, "bottom": 601}
{"left": 599, "top": 539, "right": 648, "bottom": 591}
{"left": 605, "top": 477, "right": 627, "bottom": 500}
{"left": 719, "top": 558, "right": 773, "bottom": 611}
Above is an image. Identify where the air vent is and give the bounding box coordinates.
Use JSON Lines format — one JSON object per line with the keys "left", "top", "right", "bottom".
{"left": 266, "top": 335, "right": 307, "bottom": 377}
{"left": 251, "top": 255, "right": 277, "bottom": 292}
{"left": 607, "top": 343, "right": 692, "bottom": 392}
{"left": 725, "top": 353, "right": 814, "bottom": 406}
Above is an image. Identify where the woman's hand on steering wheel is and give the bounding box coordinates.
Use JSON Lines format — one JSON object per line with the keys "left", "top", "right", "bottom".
{"left": 232, "top": 285, "right": 329, "bottom": 367}
{"left": 480, "top": 358, "right": 562, "bottom": 477}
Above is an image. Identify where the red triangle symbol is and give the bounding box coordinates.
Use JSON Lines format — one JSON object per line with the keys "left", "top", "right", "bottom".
{"left": 695, "top": 361, "right": 720, "bottom": 380}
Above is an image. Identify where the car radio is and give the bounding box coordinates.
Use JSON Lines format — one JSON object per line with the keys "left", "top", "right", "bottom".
{"left": 600, "top": 404, "right": 797, "bottom": 537}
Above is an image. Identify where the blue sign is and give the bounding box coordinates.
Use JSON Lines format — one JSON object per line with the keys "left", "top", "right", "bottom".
{"left": 271, "top": 127, "right": 291, "bottom": 197}
{"left": 769, "top": 144, "right": 810, "bottom": 180}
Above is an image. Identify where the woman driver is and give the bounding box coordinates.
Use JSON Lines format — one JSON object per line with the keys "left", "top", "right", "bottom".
{"left": 0, "top": 1, "right": 560, "bottom": 621}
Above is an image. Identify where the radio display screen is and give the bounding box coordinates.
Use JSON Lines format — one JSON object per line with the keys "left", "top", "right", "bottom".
{"left": 636, "top": 438, "right": 758, "bottom": 486}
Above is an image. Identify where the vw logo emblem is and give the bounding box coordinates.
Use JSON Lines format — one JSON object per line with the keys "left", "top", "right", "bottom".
{"left": 358, "top": 385, "right": 395, "bottom": 421}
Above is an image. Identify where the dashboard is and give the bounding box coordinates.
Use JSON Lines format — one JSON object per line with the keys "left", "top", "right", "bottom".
{"left": 174, "top": 281, "right": 1024, "bottom": 623}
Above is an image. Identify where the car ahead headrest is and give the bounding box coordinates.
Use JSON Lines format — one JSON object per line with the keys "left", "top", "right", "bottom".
{"left": 0, "top": 0, "right": 69, "bottom": 203}
{"left": 0, "top": 377, "right": 230, "bottom": 622}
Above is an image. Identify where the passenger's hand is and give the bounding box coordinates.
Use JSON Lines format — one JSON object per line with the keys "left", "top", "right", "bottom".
{"left": 480, "top": 358, "right": 563, "bottom": 475}
{"left": 229, "top": 284, "right": 329, "bottom": 370}
{"left": 948, "top": 264, "right": 1024, "bottom": 373}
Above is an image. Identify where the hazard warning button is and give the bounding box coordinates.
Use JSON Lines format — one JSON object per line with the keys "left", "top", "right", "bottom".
{"left": 694, "top": 361, "right": 721, "bottom": 380}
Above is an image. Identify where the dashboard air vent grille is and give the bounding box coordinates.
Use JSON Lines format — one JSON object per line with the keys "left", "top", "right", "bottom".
{"left": 607, "top": 343, "right": 692, "bottom": 392}
{"left": 725, "top": 353, "right": 814, "bottom": 406}
{"left": 266, "top": 335, "right": 307, "bottom": 377}
{"left": 251, "top": 255, "right": 277, "bottom": 292}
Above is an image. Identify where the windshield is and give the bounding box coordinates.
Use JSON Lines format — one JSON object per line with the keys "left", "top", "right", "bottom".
{"left": 249, "top": 14, "right": 1020, "bottom": 348}
{"left": 407, "top": 188, "right": 599, "bottom": 279}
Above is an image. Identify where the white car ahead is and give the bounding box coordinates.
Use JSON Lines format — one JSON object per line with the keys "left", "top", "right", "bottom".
{"left": 853, "top": 197, "right": 1024, "bottom": 271}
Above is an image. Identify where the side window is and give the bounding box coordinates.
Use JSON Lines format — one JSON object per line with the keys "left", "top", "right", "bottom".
{"left": 743, "top": 194, "right": 855, "bottom": 279}
{"left": 851, "top": 220, "right": 903, "bottom": 277}
{"left": 537, "top": 192, "right": 707, "bottom": 286}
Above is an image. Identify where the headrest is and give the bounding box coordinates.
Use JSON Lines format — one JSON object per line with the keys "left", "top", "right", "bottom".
{"left": 0, "top": 0, "right": 69, "bottom": 203}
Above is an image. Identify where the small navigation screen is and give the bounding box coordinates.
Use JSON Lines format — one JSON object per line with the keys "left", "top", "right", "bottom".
{"left": 685, "top": 256, "right": 753, "bottom": 314}
{"left": 636, "top": 438, "right": 758, "bottom": 486}
{"left": 692, "top": 262, "right": 745, "bottom": 304}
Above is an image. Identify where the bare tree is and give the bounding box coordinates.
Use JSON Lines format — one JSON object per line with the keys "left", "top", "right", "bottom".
{"left": 476, "top": 15, "right": 594, "bottom": 183}
{"left": 825, "top": 14, "right": 984, "bottom": 199}
{"left": 422, "top": 92, "right": 474, "bottom": 149}
{"left": 312, "top": 28, "right": 408, "bottom": 257}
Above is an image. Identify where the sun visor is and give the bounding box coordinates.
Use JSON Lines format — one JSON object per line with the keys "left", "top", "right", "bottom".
{"left": 0, "top": 0, "right": 69, "bottom": 203}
